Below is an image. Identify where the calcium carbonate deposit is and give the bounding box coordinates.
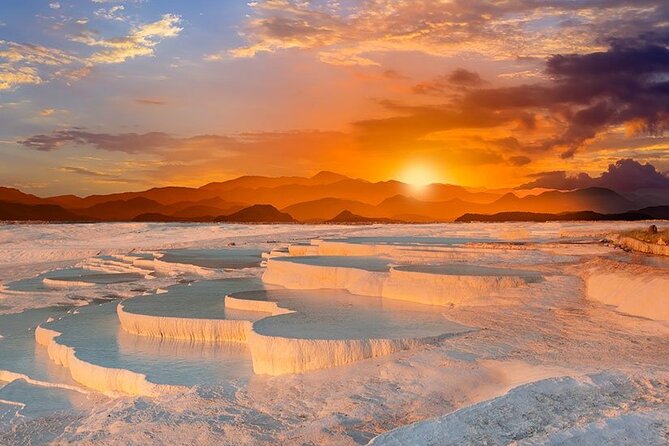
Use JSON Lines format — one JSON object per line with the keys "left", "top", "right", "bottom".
{"left": 0, "top": 222, "right": 668, "bottom": 445}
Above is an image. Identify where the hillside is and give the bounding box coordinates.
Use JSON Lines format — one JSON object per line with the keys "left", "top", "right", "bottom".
{"left": 325, "top": 210, "right": 402, "bottom": 224}
{"left": 0, "top": 201, "right": 84, "bottom": 221}
{"left": 215, "top": 205, "right": 296, "bottom": 223}
{"left": 455, "top": 210, "right": 658, "bottom": 223}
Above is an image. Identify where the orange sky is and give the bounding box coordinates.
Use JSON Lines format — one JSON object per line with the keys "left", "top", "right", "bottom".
{"left": 1, "top": 1, "right": 668, "bottom": 195}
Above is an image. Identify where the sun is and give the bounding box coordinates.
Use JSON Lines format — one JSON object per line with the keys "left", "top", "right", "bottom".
{"left": 398, "top": 163, "right": 442, "bottom": 188}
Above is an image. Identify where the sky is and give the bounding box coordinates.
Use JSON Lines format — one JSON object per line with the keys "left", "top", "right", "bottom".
{"left": 1, "top": 0, "right": 669, "bottom": 196}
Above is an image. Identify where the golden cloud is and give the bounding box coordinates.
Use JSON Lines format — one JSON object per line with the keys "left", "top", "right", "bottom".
{"left": 229, "top": 0, "right": 662, "bottom": 65}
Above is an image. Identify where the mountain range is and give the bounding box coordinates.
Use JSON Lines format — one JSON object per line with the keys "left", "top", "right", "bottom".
{"left": 1, "top": 171, "right": 667, "bottom": 223}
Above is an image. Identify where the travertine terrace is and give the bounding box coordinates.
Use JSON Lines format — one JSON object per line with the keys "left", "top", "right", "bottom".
{"left": 0, "top": 222, "right": 667, "bottom": 445}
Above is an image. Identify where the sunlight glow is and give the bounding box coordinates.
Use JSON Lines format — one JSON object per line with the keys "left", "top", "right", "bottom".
{"left": 398, "top": 163, "right": 443, "bottom": 188}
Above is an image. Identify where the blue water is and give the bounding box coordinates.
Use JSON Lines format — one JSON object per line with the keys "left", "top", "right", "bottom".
{"left": 273, "top": 255, "right": 391, "bottom": 272}
{"left": 0, "top": 306, "right": 80, "bottom": 386}
{"left": 122, "top": 278, "right": 270, "bottom": 320}
{"left": 329, "top": 236, "right": 498, "bottom": 246}
{"left": 393, "top": 264, "right": 543, "bottom": 278}
{"left": 5, "top": 268, "right": 144, "bottom": 292}
{"left": 232, "top": 289, "right": 470, "bottom": 341}
{"left": 159, "top": 248, "right": 263, "bottom": 269}
{"left": 44, "top": 302, "right": 254, "bottom": 386}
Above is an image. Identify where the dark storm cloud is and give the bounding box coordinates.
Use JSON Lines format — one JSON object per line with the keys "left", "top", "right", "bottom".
{"left": 362, "top": 34, "right": 669, "bottom": 159}
{"left": 518, "top": 159, "right": 669, "bottom": 191}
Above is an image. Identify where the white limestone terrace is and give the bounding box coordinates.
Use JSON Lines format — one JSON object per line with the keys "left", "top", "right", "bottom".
{"left": 263, "top": 254, "right": 543, "bottom": 306}
{"left": 3, "top": 267, "right": 146, "bottom": 292}
{"left": 384, "top": 264, "right": 543, "bottom": 307}
{"left": 226, "top": 288, "right": 471, "bottom": 375}
{"left": 117, "top": 278, "right": 272, "bottom": 343}
{"left": 36, "top": 301, "right": 255, "bottom": 397}
{"left": 583, "top": 258, "right": 669, "bottom": 321}
{"left": 78, "top": 249, "right": 263, "bottom": 282}
{"left": 1, "top": 223, "right": 668, "bottom": 444}
{"left": 290, "top": 236, "right": 581, "bottom": 266}
{"left": 117, "top": 274, "right": 471, "bottom": 377}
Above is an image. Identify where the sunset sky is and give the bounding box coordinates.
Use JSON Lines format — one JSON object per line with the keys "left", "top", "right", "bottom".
{"left": 1, "top": 0, "right": 668, "bottom": 195}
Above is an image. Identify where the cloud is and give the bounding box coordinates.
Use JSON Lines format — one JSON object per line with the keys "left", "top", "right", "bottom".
{"left": 39, "top": 108, "right": 55, "bottom": 116}
{"left": 94, "top": 5, "right": 125, "bottom": 21}
{"left": 57, "top": 165, "right": 141, "bottom": 184}
{"left": 0, "top": 41, "right": 78, "bottom": 66}
{"left": 0, "top": 64, "right": 42, "bottom": 90}
{"left": 71, "top": 14, "right": 182, "bottom": 64}
{"left": 413, "top": 68, "right": 485, "bottom": 95}
{"left": 518, "top": 159, "right": 669, "bottom": 191}
{"left": 135, "top": 98, "right": 166, "bottom": 105}
{"left": 58, "top": 166, "right": 113, "bottom": 177}
{"left": 229, "top": 1, "right": 669, "bottom": 66}
{"left": 509, "top": 155, "right": 532, "bottom": 166}
{"left": 353, "top": 33, "right": 669, "bottom": 161}
{"left": 49, "top": 2, "right": 60, "bottom": 9}
{"left": 16, "top": 128, "right": 360, "bottom": 180}
{"left": 448, "top": 69, "right": 486, "bottom": 87}
{"left": 0, "top": 13, "right": 182, "bottom": 91}
{"left": 19, "top": 130, "right": 189, "bottom": 153}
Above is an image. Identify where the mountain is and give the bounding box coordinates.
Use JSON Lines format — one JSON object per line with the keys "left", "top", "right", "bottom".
{"left": 308, "top": 171, "right": 350, "bottom": 185}
{"left": 488, "top": 187, "right": 634, "bottom": 214}
{"left": 0, "top": 187, "right": 47, "bottom": 205}
{"left": 200, "top": 177, "right": 499, "bottom": 209}
{"left": 2, "top": 172, "right": 661, "bottom": 223}
{"left": 455, "top": 209, "right": 666, "bottom": 223}
{"left": 0, "top": 201, "right": 83, "bottom": 221}
{"left": 48, "top": 186, "right": 202, "bottom": 208}
{"left": 77, "top": 197, "right": 165, "bottom": 221}
{"left": 326, "top": 210, "right": 402, "bottom": 224}
{"left": 636, "top": 206, "right": 669, "bottom": 219}
{"left": 200, "top": 171, "right": 350, "bottom": 196}
{"left": 215, "top": 205, "right": 296, "bottom": 223}
{"left": 376, "top": 195, "right": 472, "bottom": 221}
{"left": 282, "top": 198, "right": 381, "bottom": 222}
{"left": 132, "top": 213, "right": 216, "bottom": 222}
{"left": 171, "top": 205, "right": 243, "bottom": 219}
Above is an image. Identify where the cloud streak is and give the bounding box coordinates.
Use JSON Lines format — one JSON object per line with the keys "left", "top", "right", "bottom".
{"left": 71, "top": 14, "right": 182, "bottom": 64}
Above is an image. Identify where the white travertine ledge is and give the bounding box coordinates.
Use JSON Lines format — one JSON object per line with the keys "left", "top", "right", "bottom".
{"left": 35, "top": 325, "right": 185, "bottom": 397}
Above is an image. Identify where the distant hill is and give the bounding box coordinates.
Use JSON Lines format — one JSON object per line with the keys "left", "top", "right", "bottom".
{"left": 0, "top": 201, "right": 83, "bottom": 221}
{"left": 0, "top": 187, "right": 47, "bottom": 205}
{"left": 487, "top": 187, "right": 634, "bottom": 214}
{"left": 132, "top": 213, "right": 182, "bottom": 223}
{"left": 171, "top": 204, "right": 243, "bottom": 219}
{"left": 376, "top": 195, "right": 470, "bottom": 221}
{"left": 635, "top": 206, "right": 669, "bottom": 219}
{"left": 326, "top": 210, "right": 402, "bottom": 224}
{"left": 77, "top": 197, "right": 165, "bottom": 221}
{"left": 132, "top": 213, "right": 215, "bottom": 223}
{"left": 215, "top": 205, "right": 296, "bottom": 223}
{"left": 2, "top": 171, "right": 665, "bottom": 223}
{"left": 283, "top": 198, "right": 381, "bottom": 222}
{"left": 455, "top": 210, "right": 661, "bottom": 223}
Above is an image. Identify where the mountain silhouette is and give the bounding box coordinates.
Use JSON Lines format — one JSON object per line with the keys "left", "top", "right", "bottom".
{"left": 215, "top": 204, "right": 296, "bottom": 223}
{"left": 2, "top": 172, "right": 666, "bottom": 222}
